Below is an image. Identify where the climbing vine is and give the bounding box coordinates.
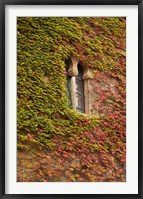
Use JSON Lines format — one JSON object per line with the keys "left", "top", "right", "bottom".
{"left": 17, "top": 17, "right": 126, "bottom": 182}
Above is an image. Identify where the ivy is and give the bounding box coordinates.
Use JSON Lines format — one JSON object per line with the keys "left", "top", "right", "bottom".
{"left": 17, "top": 17, "right": 126, "bottom": 182}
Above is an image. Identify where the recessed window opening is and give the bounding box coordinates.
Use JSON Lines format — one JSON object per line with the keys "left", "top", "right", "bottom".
{"left": 75, "top": 64, "right": 85, "bottom": 113}
{"left": 65, "top": 56, "right": 93, "bottom": 115}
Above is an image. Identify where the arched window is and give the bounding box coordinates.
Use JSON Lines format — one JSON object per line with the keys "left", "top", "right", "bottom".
{"left": 66, "top": 56, "right": 93, "bottom": 115}
{"left": 75, "top": 64, "right": 85, "bottom": 113}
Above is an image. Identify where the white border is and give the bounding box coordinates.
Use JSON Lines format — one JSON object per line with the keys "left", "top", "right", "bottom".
{"left": 5, "top": 5, "right": 138, "bottom": 194}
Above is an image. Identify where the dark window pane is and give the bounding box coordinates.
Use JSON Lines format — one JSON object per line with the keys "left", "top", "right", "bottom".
{"left": 76, "top": 79, "right": 83, "bottom": 94}
{"left": 76, "top": 94, "right": 83, "bottom": 110}
{"left": 75, "top": 64, "right": 85, "bottom": 113}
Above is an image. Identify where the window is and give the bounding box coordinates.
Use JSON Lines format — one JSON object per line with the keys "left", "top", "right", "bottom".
{"left": 75, "top": 64, "right": 85, "bottom": 113}
{"left": 66, "top": 56, "right": 93, "bottom": 115}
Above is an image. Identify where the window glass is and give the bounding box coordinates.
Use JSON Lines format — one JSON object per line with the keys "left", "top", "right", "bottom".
{"left": 75, "top": 64, "right": 85, "bottom": 113}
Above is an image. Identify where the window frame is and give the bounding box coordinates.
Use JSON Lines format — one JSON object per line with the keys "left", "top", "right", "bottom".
{"left": 66, "top": 56, "right": 93, "bottom": 115}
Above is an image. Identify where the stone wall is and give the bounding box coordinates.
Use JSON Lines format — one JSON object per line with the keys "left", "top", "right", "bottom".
{"left": 90, "top": 71, "right": 119, "bottom": 115}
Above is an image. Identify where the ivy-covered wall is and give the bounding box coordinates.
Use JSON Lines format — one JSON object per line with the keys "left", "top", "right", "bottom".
{"left": 17, "top": 17, "right": 126, "bottom": 182}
